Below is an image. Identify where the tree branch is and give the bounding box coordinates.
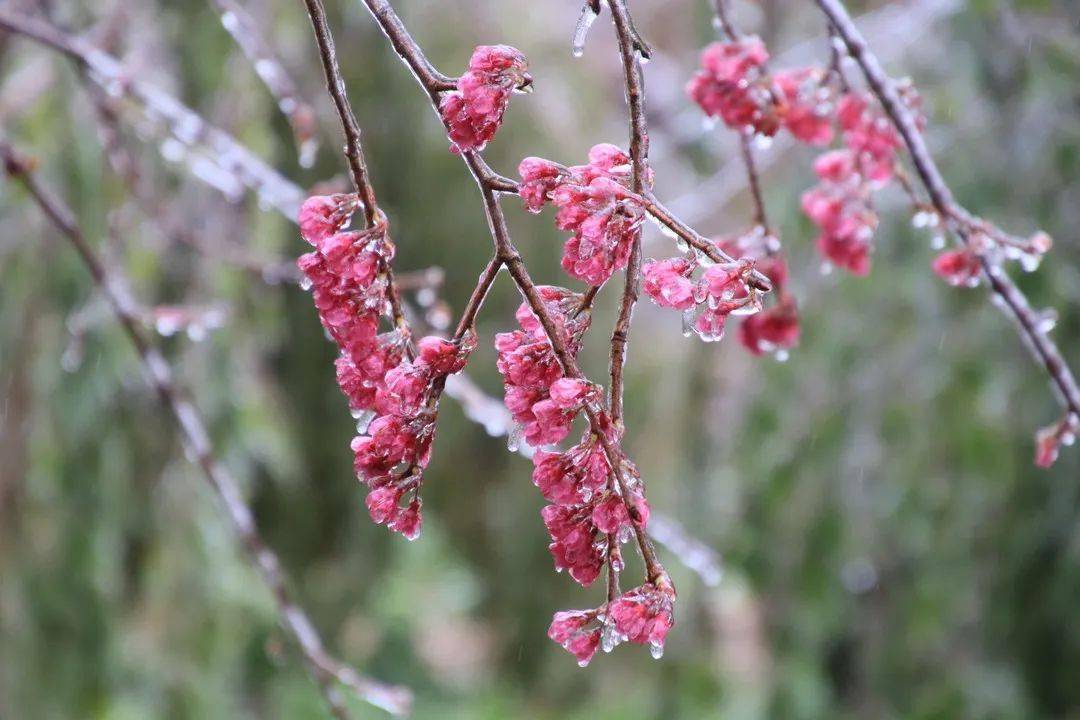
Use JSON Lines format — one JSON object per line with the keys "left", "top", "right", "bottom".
{"left": 1, "top": 142, "right": 411, "bottom": 719}
{"left": 812, "top": 0, "right": 1080, "bottom": 420}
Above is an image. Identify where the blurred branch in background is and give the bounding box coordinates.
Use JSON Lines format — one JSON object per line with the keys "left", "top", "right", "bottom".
{"left": 0, "top": 141, "right": 411, "bottom": 718}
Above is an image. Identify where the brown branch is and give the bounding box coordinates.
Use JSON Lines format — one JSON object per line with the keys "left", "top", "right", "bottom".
{"left": 354, "top": 0, "right": 669, "bottom": 585}
{"left": 813, "top": 0, "right": 1080, "bottom": 420}
{"left": 641, "top": 192, "right": 773, "bottom": 291}
{"left": 301, "top": 0, "right": 410, "bottom": 334}
{"left": 738, "top": 134, "right": 770, "bottom": 233}
{"left": 0, "top": 142, "right": 411, "bottom": 719}
{"left": 606, "top": 0, "right": 647, "bottom": 426}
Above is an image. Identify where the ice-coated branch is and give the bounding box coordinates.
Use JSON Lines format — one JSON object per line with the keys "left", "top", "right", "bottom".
{"left": 0, "top": 142, "right": 411, "bottom": 719}
{"left": 606, "top": 0, "right": 648, "bottom": 426}
{"left": 811, "top": 0, "right": 1080, "bottom": 422}
{"left": 210, "top": 0, "right": 320, "bottom": 166}
{"left": 356, "top": 0, "right": 671, "bottom": 589}
{"left": 0, "top": 9, "right": 305, "bottom": 218}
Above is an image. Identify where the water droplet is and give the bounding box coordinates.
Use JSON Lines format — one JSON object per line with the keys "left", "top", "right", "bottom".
{"left": 774, "top": 349, "right": 790, "bottom": 363}
{"left": 930, "top": 235, "right": 946, "bottom": 250}
{"left": 353, "top": 409, "right": 376, "bottom": 434}
{"left": 649, "top": 641, "right": 664, "bottom": 659}
{"left": 1035, "top": 308, "right": 1058, "bottom": 334}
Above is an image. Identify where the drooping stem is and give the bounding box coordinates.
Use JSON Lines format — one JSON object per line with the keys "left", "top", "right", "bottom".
{"left": 811, "top": 0, "right": 1080, "bottom": 420}
{"left": 1, "top": 142, "right": 411, "bottom": 719}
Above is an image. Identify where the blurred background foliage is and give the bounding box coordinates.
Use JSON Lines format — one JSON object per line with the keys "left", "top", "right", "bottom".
{"left": 1, "top": 0, "right": 1078, "bottom": 718}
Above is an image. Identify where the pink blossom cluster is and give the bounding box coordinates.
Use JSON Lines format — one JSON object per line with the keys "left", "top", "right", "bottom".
{"left": 439, "top": 45, "right": 530, "bottom": 153}
{"left": 686, "top": 37, "right": 834, "bottom": 145}
{"left": 548, "top": 581, "right": 675, "bottom": 666}
{"left": 518, "top": 144, "right": 648, "bottom": 286}
{"left": 495, "top": 287, "right": 594, "bottom": 447}
{"left": 640, "top": 252, "right": 760, "bottom": 343}
{"left": 801, "top": 148, "right": 880, "bottom": 275}
{"left": 716, "top": 229, "right": 801, "bottom": 356}
{"left": 801, "top": 90, "right": 924, "bottom": 274}
{"left": 494, "top": 286, "right": 670, "bottom": 663}
{"left": 298, "top": 195, "right": 474, "bottom": 540}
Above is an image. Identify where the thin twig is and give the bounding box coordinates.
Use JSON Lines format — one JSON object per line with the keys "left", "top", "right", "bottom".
{"left": 0, "top": 9, "right": 305, "bottom": 217}
{"left": 1, "top": 142, "right": 411, "bottom": 719}
{"left": 606, "top": 0, "right": 647, "bottom": 427}
{"left": 812, "top": 0, "right": 1080, "bottom": 420}
{"left": 210, "top": 0, "right": 320, "bottom": 166}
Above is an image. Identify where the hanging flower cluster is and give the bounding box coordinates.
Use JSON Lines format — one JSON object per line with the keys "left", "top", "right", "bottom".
{"left": 440, "top": 45, "right": 531, "bottom": 153}
{"left": 298, "top": 194, "right": 475, "bottom": 540}
{"left": 548, "top": 580, "right": 675, "bottom": 666}
{"left": 493, "top": 286, "right": 673, "bottom": 663}
{"left": 641, "top": 253, "right": 760, "bottom": 343}
{"left": 686, "top": 36, "right": 927, "bottom": 275}
{"left": 687, "top": 36, "right": 834, "bottom": 145}
{"left": 717, "top": 229, "right": 801, "bottom": 356}
{"left": 518, "top": 144, "right": 649, "bottom": 286}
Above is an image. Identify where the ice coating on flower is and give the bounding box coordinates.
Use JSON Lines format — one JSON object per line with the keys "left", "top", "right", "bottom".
{"left": 608, "top": 583, "right": 675, "bottom": 649}
{"left": 439, "top": 45, "right": 530, "bottom": 153}
{"left": 932, "top": 249, "right": 982, "bottom": 288}
{"left": 517, "top": 144, "right": 648, "bottom": 287}
{"left": 297, "top": 194, "right": 477, "bottom": 539}
{"left": 715, "top": 229, "right": 801, "bottom": 357}
{"left": 640, "top": 251, "right": 759, "bottom": 343}
{"left": 686, "top": 37, "right": 777, "bottom": 136}
{"left": 642, "top": 257, "right": 697, "bottom": 311}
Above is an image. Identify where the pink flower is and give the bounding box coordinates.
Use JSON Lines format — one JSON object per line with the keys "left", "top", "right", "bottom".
{"left": 440, "top": 45, "right": 529, "bottom": 153}
{"left": 591, "top": 494, "right": 629, "bottom": 534}
{"left": 686, "top": 37, "right": 777, "bottom": 136}
{"left": 608, "top": 583, "right": 675, "bottom": 649}
{"left": 496, "top": 289, "right": 592, "bottom": 450}
{"left": 1034, "top": 417, "right": 1077, "bottom": 469}
{"left": 775, "top": 68, "right": 834, "bottom": 146}
{"left": 642, "top": 257, "right": 697, "bottom": 310}
{"left": 549, "top": 378, "right": 591, "bottom": 408}
{"left": 518, "top": 157, "right": 565, "bottom": 212}
{"left": 737, "top": 300, "right": 801, "bottom": 356}
{"left": 531, "top": 441, "right": 609, "bottom": 505}
{"left": 836, "top": 93, "right": 902, "bottom": 184}
{"left": 517, "top": 145, "right": 647, "bottom": 287}
{"left": 801, "top": 154, "right": 879, "bottom": 276}
{"left": 931, "top": 249, "right": 982, "bottom": 287}
{"left": 298, "top": 193, "right": 358, "bottom": 246}
{"left": 564, "top": 629, "right": 602, "bottom": 666}
{"left": 365, "top": 484, "right": 402, "bottom": 524}
{"left": 387, "top": 499, "right": 422, "bottom": 540}
{"left": 542, "top": 504, "right": 604, "bottom": 586}
{"left": 548, "top": 611, "right": 592, "bottom": 644}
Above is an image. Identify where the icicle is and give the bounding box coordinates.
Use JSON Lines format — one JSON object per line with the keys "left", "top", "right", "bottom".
{"left": 649, "top": 641, "right": 665, "bottom": 659}
{"left": 572, "top": 4, "right": 599, "bottom": 58}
